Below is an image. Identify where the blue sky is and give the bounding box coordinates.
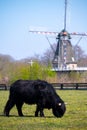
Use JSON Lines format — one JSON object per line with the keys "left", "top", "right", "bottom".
{"left": 0, "top": 0, "right": 87, "bottom": 60}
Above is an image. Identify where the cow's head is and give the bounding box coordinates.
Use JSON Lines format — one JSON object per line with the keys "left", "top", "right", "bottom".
{"left": 52, "top": 101, "right": 66, "bottom": 118}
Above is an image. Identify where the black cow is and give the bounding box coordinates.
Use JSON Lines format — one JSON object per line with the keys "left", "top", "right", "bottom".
{"left": 4, "top": 79, "right": 66, "bottom": 117}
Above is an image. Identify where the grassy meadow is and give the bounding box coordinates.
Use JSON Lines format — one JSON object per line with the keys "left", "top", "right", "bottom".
{"left": 0, "top": 90, "right": 87, "bottom": 130}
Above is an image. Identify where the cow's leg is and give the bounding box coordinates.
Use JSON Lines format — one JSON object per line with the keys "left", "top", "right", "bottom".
{"left": 35, "top": 104, "right": 44, "bottom": 117}
{"left": 40, "top": 107, "right": 44, "bottom": 117}
{"left": 4, "top": 99, "right": 15, "bottom": 116}
{"left": 35, "top": 105, "right": 39, "bottom": 117}
{"left": 16, "top": 101, "right": 24, "bottom": 116}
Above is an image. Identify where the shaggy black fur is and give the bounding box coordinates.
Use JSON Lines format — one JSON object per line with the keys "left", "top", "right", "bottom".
{"left": 4, "top": 79, "right": 66, "bottom": 117}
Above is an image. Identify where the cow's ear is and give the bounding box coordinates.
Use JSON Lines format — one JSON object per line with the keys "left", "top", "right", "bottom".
{"left": 58, "top": 103, "right": 62, "bottom": 106}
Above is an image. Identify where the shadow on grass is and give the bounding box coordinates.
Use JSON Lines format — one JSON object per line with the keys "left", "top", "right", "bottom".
{"left": 0, "top": 114, "right": 55, "bottom": 118}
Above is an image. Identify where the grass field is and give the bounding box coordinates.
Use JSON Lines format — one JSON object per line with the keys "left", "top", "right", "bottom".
{"left": 0, "top": 90, "right": 87, "bottom": 130}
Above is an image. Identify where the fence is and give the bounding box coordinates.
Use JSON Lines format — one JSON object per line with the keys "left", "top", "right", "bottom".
{"left": 52, "top": 83, "right": 87, "bottom": 90}
{"left": 0, "top": 84, "right": 7, "bottom": 90}
{"left": 0, "top": 83, "right": 87, "bottom": 90}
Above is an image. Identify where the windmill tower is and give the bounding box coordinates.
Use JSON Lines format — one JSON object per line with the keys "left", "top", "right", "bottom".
{"left": 29, "top": 0, "right": 87, "bottom": 70}
{"left": 52, "top": 0, "right": 74, "bottom": 70}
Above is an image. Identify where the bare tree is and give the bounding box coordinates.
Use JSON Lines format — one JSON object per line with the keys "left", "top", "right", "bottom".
{"left": 73, "top": 45, "right": 87, "bottom": 67}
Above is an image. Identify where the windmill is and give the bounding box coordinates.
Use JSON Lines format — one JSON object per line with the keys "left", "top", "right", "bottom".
{"left": 29, "top": 0, "right": 87, "bottom": 70}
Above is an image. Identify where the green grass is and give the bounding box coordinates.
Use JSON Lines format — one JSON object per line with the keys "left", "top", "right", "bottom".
{"left": 0, "top": 90, "right": 87, "bottom": 130}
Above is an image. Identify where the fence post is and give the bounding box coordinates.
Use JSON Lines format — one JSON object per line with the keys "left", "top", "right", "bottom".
{"left": 61, "top": 84, "right": 63, "bottom": 90}
{"left": 76, "top": 83, "right": 78, "bottom": 90}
